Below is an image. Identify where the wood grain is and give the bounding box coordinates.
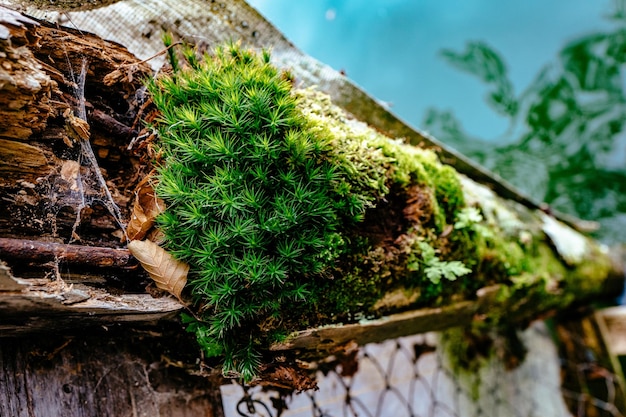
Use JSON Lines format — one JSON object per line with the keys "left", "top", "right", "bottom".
{"left": 0, "top": 327, "right": 225, "bottom": 417}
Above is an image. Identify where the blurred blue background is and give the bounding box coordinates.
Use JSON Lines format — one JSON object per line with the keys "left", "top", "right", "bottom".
{"left": 248, "top": 0, "right": 610, "bottom": 139}
{"left": 248, "top": 0, "right": 626, "bottom": 245}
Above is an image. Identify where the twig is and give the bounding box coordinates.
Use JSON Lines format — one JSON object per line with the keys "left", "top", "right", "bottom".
{"left": 0, "top": 238, "right": 135, "bottom": 268}
{"left": 118, "top": 41, "right": 184, "bottom": 68}
{"left": 90, "top": 109, "right": 136, "bottom": 138}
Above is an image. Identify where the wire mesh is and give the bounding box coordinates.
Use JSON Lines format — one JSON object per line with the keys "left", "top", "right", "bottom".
{"left": 220, "top": 315, "right": 626, "bottom": 417}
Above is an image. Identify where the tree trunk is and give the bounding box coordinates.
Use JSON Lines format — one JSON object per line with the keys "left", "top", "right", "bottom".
{"left": 0, "top": 2, "right": 624, "bottom": 410}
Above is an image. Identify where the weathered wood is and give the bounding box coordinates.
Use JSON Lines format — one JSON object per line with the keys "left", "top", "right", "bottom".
{"left": 271, "top": 299, "right": 479, "bottom": 352}
{"left": 0, "top": 7, "right": 167, "bottom": 332}
{"left": 556, "top": 308, "right": 626, "bottom": 416}
{"left": 0, "top": 327, "right": 226, "bottom": 417}
{"left": 0, "top": 5, "right": 152, "bottom": 243}
{"left": 0, "top": 261, "right": 183, "bottom": 336}
{"left": 0, "top": 139, "right": 51, "bottom": 183}
{"left": 596, "top": 306, "right": 626, "bottom": 355}
{"left": 0, "top": 237, "right": 134, "bottom": 267}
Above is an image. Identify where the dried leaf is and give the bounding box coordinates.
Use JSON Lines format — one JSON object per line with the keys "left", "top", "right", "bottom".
{"left": 254, "top": 365, "right": 318, "bottom": 393}
{"left": 126, "top": 173, "right": 165, "bottom": 241}
{"left": 63, "top": 108, "right": 91, "bottom": 142}
{"left": 103, "top": 65, "right": 138, "bottom": 86}
{"left": 128, "top": 239, "right": 188, "bottom": 300}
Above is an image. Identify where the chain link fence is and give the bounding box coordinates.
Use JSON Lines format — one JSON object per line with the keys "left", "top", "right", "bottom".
{"left": 220, "top": 313, "right": 626, "bottom": 417}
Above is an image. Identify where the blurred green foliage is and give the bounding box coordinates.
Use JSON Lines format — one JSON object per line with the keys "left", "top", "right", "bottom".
{"left": 423, "top": 2, "right": 626, "bottom": 244}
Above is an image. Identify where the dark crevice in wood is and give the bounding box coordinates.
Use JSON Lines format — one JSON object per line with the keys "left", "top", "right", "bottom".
{"left": 90, "top": 108, "right": 137, "bottom": 138}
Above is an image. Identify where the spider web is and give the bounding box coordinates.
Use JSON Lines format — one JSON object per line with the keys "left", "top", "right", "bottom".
{"left": 66, "top": 56, "right": 126, "bottom": 243}
{"left": 37, "top": 26, "right": 128, "bottom": 248}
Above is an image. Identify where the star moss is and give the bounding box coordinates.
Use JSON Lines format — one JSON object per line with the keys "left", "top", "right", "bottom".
{"left": 148, "top": 42, "right": 358, "bottom": 381}
{"left": 144, "top": 38, "right": 617, "bottom": 386}
{"left": 147, "top": 42, "right": 478, "bottom": 381}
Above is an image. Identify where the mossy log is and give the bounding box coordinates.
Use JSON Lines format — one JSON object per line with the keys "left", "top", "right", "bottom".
{"left": 0, "top": 1, "right": 623, "bottom": 383}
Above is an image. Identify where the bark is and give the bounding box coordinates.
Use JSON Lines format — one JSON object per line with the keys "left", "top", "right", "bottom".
{"left": 0, "top": 3, "right": 624, "bottom": 410}
{"left": 0, "top": 7, "right": 171, "bottom": 327}
{"left": 0, "top": 0, "right": 623, "bottom": 343}
{"left": 0, "top": 325, "right": 225, "bottom": 417}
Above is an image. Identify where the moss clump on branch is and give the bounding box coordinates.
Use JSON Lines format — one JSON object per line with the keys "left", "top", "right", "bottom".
{"left": 148, "top": 42, "right": 355, "bottom": 380}
{"left": 145, "top": 41, "right": 603, "bottom": 382}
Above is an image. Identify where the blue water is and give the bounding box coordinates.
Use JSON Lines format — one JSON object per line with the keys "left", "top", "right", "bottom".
{"left": 248, "top": 0, "right": 613, "bottom": 139}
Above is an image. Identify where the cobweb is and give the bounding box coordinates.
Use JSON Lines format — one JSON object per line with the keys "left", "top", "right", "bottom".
{"left": 41, "top": 41, "right": 128, "bottom": 246}
{"left": 67, "top": 57, "right": 126, "bottom": 242}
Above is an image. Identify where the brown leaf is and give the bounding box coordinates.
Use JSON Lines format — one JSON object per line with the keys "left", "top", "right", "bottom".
{"left": 104, "top": 65, "right": 138, "bottom": 86}
{"left": 63, "top": 108, "right": 91, "bottom": 142}
{"left": 255, "top": 365, "right": 318, "bottom": 393}
{"left": 127, "top": 240, "right": 188, "bottom": 300}
{"left": 126, "top": 173, "right": 165, "bottom": 241}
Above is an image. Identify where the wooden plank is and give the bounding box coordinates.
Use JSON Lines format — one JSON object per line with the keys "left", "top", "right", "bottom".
{"left": 0, "top": 261, "right": 183, "bottom": 336}
{"left": 0, "top": 327, "right": 226, "bottom": 416}
{"left": 597, "top": 306, "right": 626, "bottom": 356}
{"left": 271, "top": 300, "right": 477, "bottom": 352}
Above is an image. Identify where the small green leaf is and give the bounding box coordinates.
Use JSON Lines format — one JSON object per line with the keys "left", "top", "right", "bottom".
{"left": 417, "top": 241, "right": 436, "bottom": 263}
{"left": 454, "top": 207, "right": 483, "bottom": 229}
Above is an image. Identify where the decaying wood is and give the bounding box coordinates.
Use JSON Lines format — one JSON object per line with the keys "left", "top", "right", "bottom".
{"left": 597, "top": 306, "right": 626, "bottom": 356}
{"left": 0, "top": 2, "right": 623, "bottom": 339}
{"left": 0, "top": 6, "right": 151, "bottom": 243}
{"left": 0, "top": 237, "right": 134, "bottom": 267}
{"left": 556, "top": 308, "right": 626, "bottom": 416}
{"left": 0, "top": 261, "right": 182, "bottom": 336}
{"left": 271, "top": 298, "right": 480, "bottom": 352}
{"left": 0, "top": 325, "right": 226, "bottom": 417}
{"left": 0, "top": 7, "right": 179, "bottom": 334}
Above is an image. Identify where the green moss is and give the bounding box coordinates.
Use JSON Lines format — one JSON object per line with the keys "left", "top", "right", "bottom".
{"left": 146, "top": 41, "right": 613, "bottom": 381}
{"left": 149, "top": 42, "right": 356, "bottom": 381}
